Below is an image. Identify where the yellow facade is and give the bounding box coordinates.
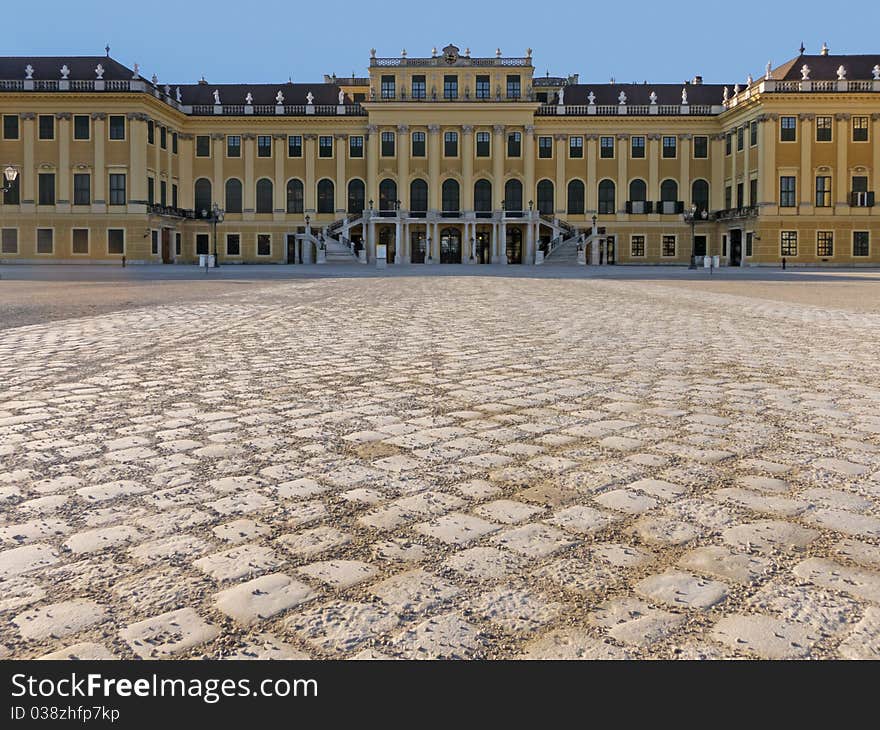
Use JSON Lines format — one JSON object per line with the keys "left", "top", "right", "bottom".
{"left": 1, "top": 45, "right": 879, "bottom": 266}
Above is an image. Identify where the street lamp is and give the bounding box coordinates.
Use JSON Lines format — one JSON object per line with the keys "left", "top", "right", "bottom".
{"left": 470, "top": 236, "right": 475, "bottom": 261}
{"left": 683, "top": 203, "right": 709, "bottom": 269}
{"left": 201, "top": 202, "right": 224, "bottom": 268}
{"left": 2, "top": 165, "right": 18, "bottom": 194}
{"left": 528, "top": 199, "right": 534, "bottom": 212}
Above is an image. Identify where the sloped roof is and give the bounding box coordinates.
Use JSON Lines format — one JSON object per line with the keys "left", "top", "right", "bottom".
{"left": 175, "top": 82, "right": 342, "bottom": 106}
{"left": 563, "top": 82, "right": 728, "bottom": 106}
{"left": 771, "top": 53, "right": 880, "bottom": 80}
{"left": 0, "top": 56, "right": 136, "bottom": 81}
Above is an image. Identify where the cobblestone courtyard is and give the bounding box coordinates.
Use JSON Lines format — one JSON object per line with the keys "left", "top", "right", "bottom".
{"left": 2, "top": 266, "right": 880, "bottom": 660}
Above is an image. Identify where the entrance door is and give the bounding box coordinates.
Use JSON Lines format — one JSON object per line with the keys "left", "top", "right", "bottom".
{"left": 729, "top": 229, "right": 742, "bottom": 266}
{"left": 161, "top": 228, "right": 172, "bottom": 263}
{"left": 506, "top": 227, "right": 522, "bottom": 264}
{"left": 380, "top": 226, "right": 395, "bottom": 264}
{"left": 476, "top": 231, "right": 491, "bottom": 264}
{"left": 606, "top": 235, "right": 616, "bottom": 264}
{"left": 694, "top": 235, "right": 707, "bottom": 258}
{"left": 286, "top": 234, "right": 298, "bottom": 263}
{"left": 440, "top": 227, "right": 461, "bottom": 263}
{"left": 411, "top": 231, "right": 426, "bottom": 263}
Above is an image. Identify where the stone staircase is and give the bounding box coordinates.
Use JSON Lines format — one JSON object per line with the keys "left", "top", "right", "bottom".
{"left": 543, "top": 234, "right": 583, "bottom": 265}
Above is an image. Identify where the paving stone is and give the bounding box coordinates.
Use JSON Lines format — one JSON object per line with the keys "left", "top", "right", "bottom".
{"left": 737, "top": 475, "right": 791, "bottom": 493}
{"left": 64, "top": 525, "right": 143, "bottom": 554}
{"left": 214, "top": 573, "right": 315, "bottom": 625}
{"left": 470, "top": 587, "right": 563, "bottom": 632}
{"left": 591, "top": 542, "right": 656, "bottom": 568}
{"left": 193, "top": 544, "right": 284, "bottom": 582}
{"left": 631, "top": 516, "right": 699, "bottom": 547}
{"left": 298, "top": 560, "right": 377, "bottom": 588}
{"left": 711, "top": 615, "right": 818, "bottom": 659}
{"left": 678, "top": 545, "right": 772, "bottom": 583}
{"left": 533, "top": 557, "right": 619, "bottom": 594}
{"left": 442, "top": 546, "right": 526, "bottom": 580}
{"left": 520, "top": 629, "right": 630, "bottom": 659}
{"left": 288, "top": 601, "right": 399, "bottom": 654}
{"left": 14, "top": 599, "right": 107, "bottom": 640}
{"left": 415, "top": 512, "right": 500, "bottom": 545}
{"left": 38, "top": 642, "right": 115, "bottom": 660}
{"left": 129, "top": 533, "right": 211, "bottom": 565}
{"left": 835, "top": 538, "right": 880, "bottom": 569}
{"left": 713, "top": 487, "right": 810, "bottom": 517}
{"left": 722, "top": 520, "right": 819, "bottom": 554}
{"left": 592, "top": 596, "right": 685, "bottom": 647}
{"left": 370, "top": 569, "right": 460, "bottom": 614}
{"left": 278, "top": 526, "right": 352, "bottom": 558}
{"left": 793, "top": 558, "right": 880, "bottom": 603}
{"left": 474, "top": 499, "right": 544, "bottom": 524}
{"left": 635, "top": 570, "right": 729, "bottom": 609}
{"left": 594, "top": 488, "right": 659, "bottom": 515}
{"left": 837, "top": 607, "right": 880, "bottom": 659}
{"left": 813, "top": 458, "right": 869, "bottom": 477}
{"left": 389, "top": 613, "right": 485, "bottom": 659}
{"left": 545, "top": 505, "right": 620, "bottom": 535}
{"left": 802, "top": 509, "right": 880, "bottom": 538}
{"left": 120, "top": 607, "right": 219, "bottom": 659}
{"left": 491, "top": 523, "right": 577, "bottom": 558}
{"left": 747, "top": 580, "right": 858, "bottom": 633}
{"left": 212, "top": 518, "right": 270, "bottom": 544}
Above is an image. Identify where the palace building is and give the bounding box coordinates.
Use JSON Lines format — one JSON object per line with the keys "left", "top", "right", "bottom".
{"left": 0, "top": 43, "right": 878, "bottom": 266}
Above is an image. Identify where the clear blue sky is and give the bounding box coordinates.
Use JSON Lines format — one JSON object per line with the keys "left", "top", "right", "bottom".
{"left": 6, "top": 0, "right": 877, "bottom": 85}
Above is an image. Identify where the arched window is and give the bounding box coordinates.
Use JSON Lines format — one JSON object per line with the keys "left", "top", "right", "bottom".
{"left": 287, "top": 179, "right": 304, "bottom": 214}
{"left": 347, "top": 179, "right": 365, "bottom": 214}
{"left": 629, "top": 178, "right": 647, "bottom": 202}
{"left": 504, "top": 179, "right": 523, "bottom": 215}
{"left": 379, "top": 178, "right": 397, "bottom": 213}
{"left": 692, "top": 179, "right": 710, "bottom": 214}
{"left": 225, "top": 178, "right": 242, "bottom": 214}
{"left": 598, "top": 179, "right": 615, "bottom": 214}
{"left": 536, "top": 180, "right": 554, "bottom": 215}
{"left": 317, "top": 179, "right": 334, "bottom": 213}
{"left": 442, "top": 179, "right": 460, "bottom": 216}
{"left": 194, "top": 178, "right": 212, "bottom": 213}
{"left": 660, "top": 179, "right": 678, "bottom": 202}
{"left": 567, "top": 180, "right": 585, "bottom": 215}
{"left": 256, "top": 178, "right": 273, "bottom": 213}
{"left": 474, "top": 179, "right": 492, "bottom": 217}
{"left": 410, "top": 179, "right": 428, "bottom": 217}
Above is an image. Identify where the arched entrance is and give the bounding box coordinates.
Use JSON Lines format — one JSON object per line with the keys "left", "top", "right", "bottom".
{"left": 506, "top": 227, "right": 522, "bottom": 264}
{"left": 440, "top": 227, "right": 462, "bottom": 263}
{"left": 475, "top": 226, "right": 491, "bottom": 264}
{"left": 379, "top": 225, "right": 396, "bottom": 263}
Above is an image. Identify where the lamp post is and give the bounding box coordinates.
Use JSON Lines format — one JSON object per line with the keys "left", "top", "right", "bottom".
{"left": 683, "top": 203, "right": 709, "bottom": 269}
{"left": 2, "top": 166, "right": 18, "bottom": 194}
{"left": 201, "top": 202, "right": 224, "bottom": 267}
{"left": 470, "top": 236, "right": 475, "bottom": 261}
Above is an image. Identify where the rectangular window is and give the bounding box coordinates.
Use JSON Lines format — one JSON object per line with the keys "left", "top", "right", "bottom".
{"left": 159, "top": 126, "right": 167, "bottom": 149}
{"left": 36, "top": 228, "right": 53, "bottom": 254}
{"left": 507, "top": 132, "right": 521, "bottom": 157}
{"left": 172, "top": 184, "right": 178, "bottom": 208}
{"left": 349, "top": 136, "right": 364, "bottom": 158}
{"left": 443, "top": 75, "right": 458, "bottom": 100}
{"left": 630, "top": 235, "right": 645, "bottom": 257}
{"left": 736, "top": 126, "right": 744, "bottom": 151}
{"left": 172, "top": 132, "right": 178, "bottom": 154}
{"left": 73, "top": 114, "right": 89, "bottom": 140}
{"left": 693, "top": 135, "right": 708, "bottom": 158}
{"left": 411, "top": 131, "right": 426, "bottom": 157}
{"left": 147, "top": 120, "right": 154, "bottom": 144}
{"left": 750, "top": 121, "right": 758, "bottom": 147}
{"left": 257, "top": 135, "right": 272, "bottom": 157}
{"left": 175, "top": 232, "right": 181, "bottom": 256}
{"left": 725, "top": 133, "right": 731, "bottom": 155}
{"left": 38, "top": 114, "right": 54, "bottom": 140}
{"left": 226, "top": 135, "right": 241, "bottom": 157}
{"left": 476, "top": 131, "right": 490, "bottom": 157}
{"left": 3, "top": 174, "right": 19, "bottom": 205}
{"left": 1, "top": 228, "right": 18, "bottom": 254}
{"left": 736, "top": 182, "right": 744, "bottom": 208}
{"left": 853, "top": 116, "right": 869, "bottom": 142}
{"left": 853, "top": 231, "right": 869, "bottom": 257}
{"left": 780, "top": 230, "right": 798, "bottom": 257}
{"left": 160, "top": 180, "right": 167, "bottom": 207}
{"left": 150, "top": 229, "right": 158, "bottom": 255}
{"left": 661, "top": 235, "right": 676, "bottom": 257}
{"left": 109, "top": 115, "right": 125, "bottom": 140}
{"left": 475, "top": 75, "right": 490, "bottom": 99}
{"left": 539, "top": 136, "right": 553, "bottom": 158}
{"left": 746, "top": 231, "right": 753, "bottom": 257}
{"left": 749, "top": 179, "right": 758, "bottom": 207}
{"left": 506, "top": 75, "right": 521, "bottom": 99}
{"left": 411, "top": 75, "right": 426, "bottom": 100}
{"left": 257, "top": 233, "right": 271, "bottom": 256}
{"left": 73, "top": 174, "right": 90, "bottom": 205}
{"left": 3, "top": 114, "right": 19, "bottom": 140}
{"left": 816, "top": 116, "right": 833, "bottom": 142}
{"left": 380, "top": 74, "right": 396, "bottom": 99}
{"left": 381, "top": 131, "right": 395, "bottom": 157}
{"left": 319, "top": 136, "right": 333, "bottom": 157}
{"left": 780, "top": 116, "right": 797, "bottom": 141}
{"left": 444, "top": 131, "right": 458, "bottom": 157}
{"left": 38, "top": 173, "right": 55, "bottom": 205}
{"left": 196, "top": 135, "right": 211, "bottom": 157}
{"left": 600, "top": 136, "right": 614, "bottom": 159}
{"left": 108, "top": 228, "right": 125, "bottom": 255}
{"left": 780, "top": 176, "right": 796, "bottom": 207}
{"left": 147, "top": 177, "right": 154, "bottom": 205}
{"left": 662, "top": 136, "right": 677, "bottom": 158}
{"left": 109, "top": 173, "right": 126, "bottom": 205}
{"left": 725, "top": 185, "right": 732, "bottom": 209}
{"left": 631, "top": 136, "right": 645, "bottom": 158}
{"left": 569, "top": 136, "right": 583, "bottom": 158}
{"left": 196, "top": 233, "right": 209, "bottom": 256}
{"left": 817, "top": 231, "right": 833, "bottom": 257}
{"left": 288, "top": 135, "right": 302, "bottom": 157}
{"left": 815, "top": 176, "right": 831, "bottom": 207}
{"left": 226, "top": 233, "right": 241, "bottom": 256}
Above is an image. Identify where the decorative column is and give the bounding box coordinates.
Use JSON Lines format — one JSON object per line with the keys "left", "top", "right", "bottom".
{"left": 679, "top": 133, "right": 691, "bottom": 207}
{"left": 428, "top": 124, "right": 441, "bottom": 211}
{"left": 56, "top": 113, "right": 71, "bottom": 210}
{"left": 166, "top": 126, "right": 174, "bottom": 209}
{"left": 127, "top": 112, "right": 148, "bottom": 208}
{"left": 730, "top": 127, "right": 738, "bottom": 206}
{"left": 586, "top": 134, "right": 598, "bottom": 214}
{"left": 616, "top": 133, "right": 628, "bottom": 215}
{"left": 590, "top": 218, "right": 599, "bottom": 265}
{"left": 243, "top": 133, "right": 256, "bottom": 218}
{"left": 762, "top": 114, "right": 778, "bottom": 212}
{"left": 304, "top": 134, "right": 317, "bottom": 214}
{"left": 397, "top": 124, "right": 410, "bottom": 263}
{"left": 493, "top": 124, "right": 505, "bottom": 210}
{"left": 461, "top": 125, "right": 474, "bottom": 212}
{"left": 335, "top": 133, "right": 347, "bottom": 214}
{"left": 523, "top": 125, "right": 535, "bottom": 210}
{"left": 153, "top": 118, "right": 161, "bottom": 206}
{"left": 91, "top": 113, "right": 105, "bottom": 211}
{"left": 554, "top": 133, "right": 566, "bottom": 215}
{"left": 178, "top": 133, "right": 193, "bottom": 208}
{"left": 366, "top": 125, "right": 378, "bottom": 210}
{"left": 873, "top": 114, "right": 880, "bottom": 201}
{"left": 274, "top": 133, "right": 286, "bottom": 219}
{"left": 835, "top": 113, "right": 850, "bottom": 209}
{"left": 647, "top": 134, "right": 660, "bottom": 208}
{"left": 499, "top": 218, "right": 507, "bottom": 265}
{"left": 710, "top": 133, "right": 724, "bottom": 210}
{"left": 211, "top": 133, "right": 224, "bottom": 211}
{"left": 798, "top": 114, "right": 813, "bottom": 209}
{"left": 20, "top": 113, "right": 35, "bottom": 210}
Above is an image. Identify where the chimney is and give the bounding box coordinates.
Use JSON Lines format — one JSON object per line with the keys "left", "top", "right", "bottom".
{"left": 692, "top": 75, "right": 703, "bottom": 85}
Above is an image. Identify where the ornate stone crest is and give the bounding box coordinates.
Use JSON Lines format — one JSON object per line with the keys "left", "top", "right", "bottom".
{"left": 442, "top": 44, "right": 460, "bottom": 65}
